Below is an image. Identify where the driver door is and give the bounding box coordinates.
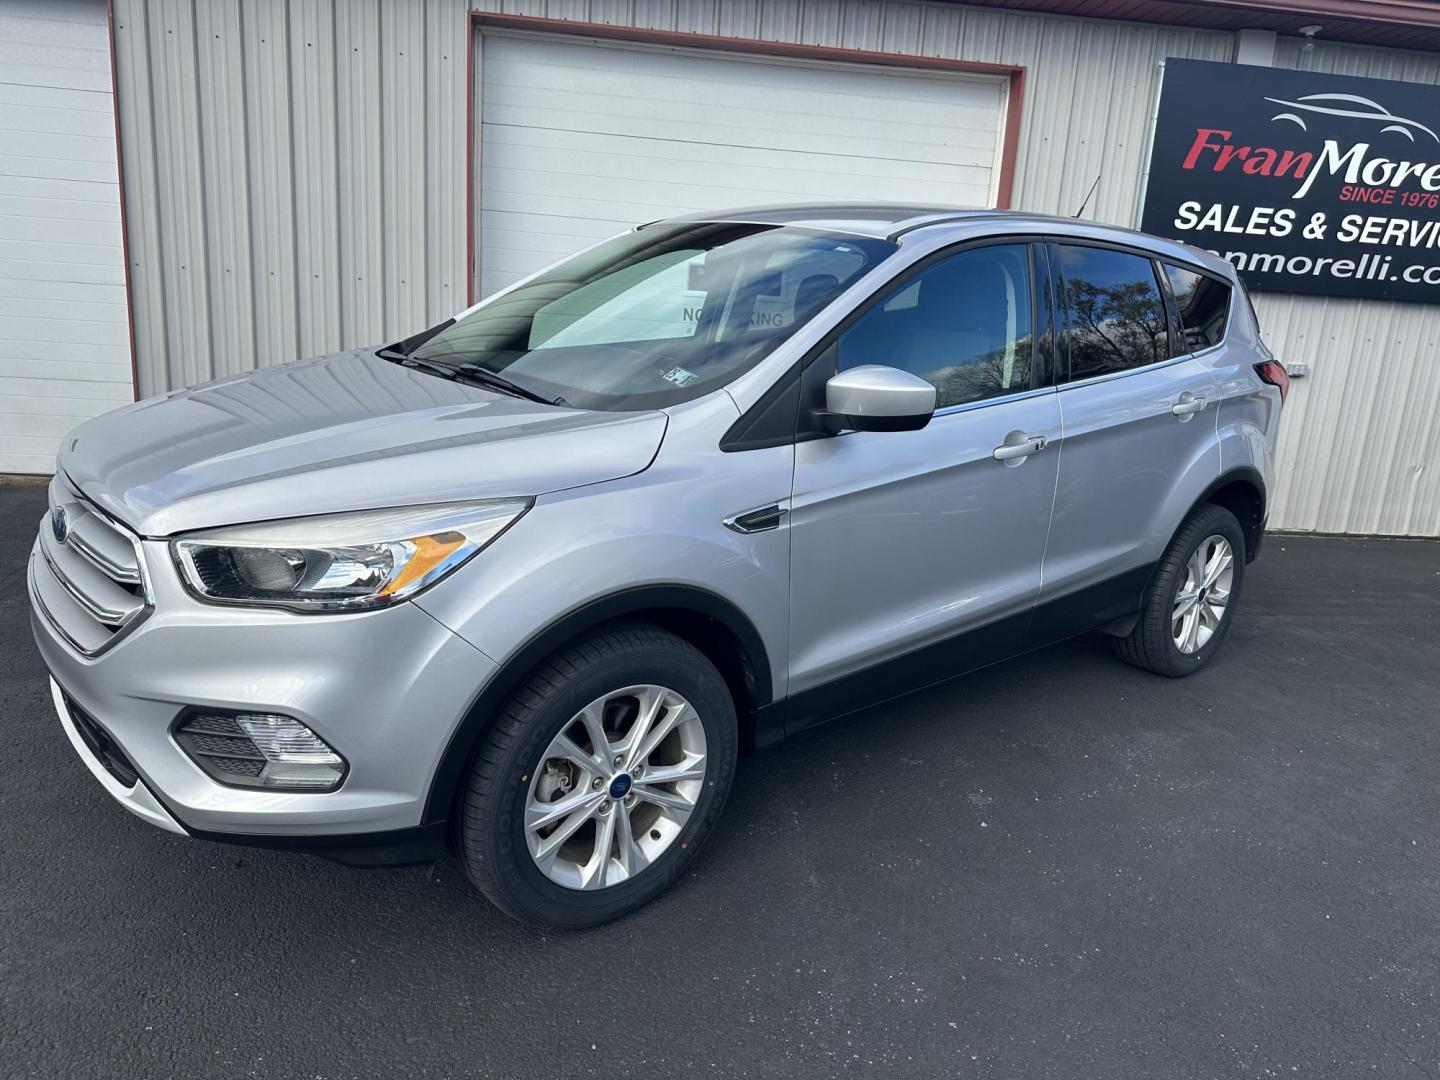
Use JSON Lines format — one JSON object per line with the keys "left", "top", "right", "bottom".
{"left": 786, "top": 241, "right": 1061, "bottom": 730}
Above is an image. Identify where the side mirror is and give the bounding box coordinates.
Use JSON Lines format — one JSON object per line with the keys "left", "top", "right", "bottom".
{"left": 821, "top": 365, "right": 936, "bottom": 433}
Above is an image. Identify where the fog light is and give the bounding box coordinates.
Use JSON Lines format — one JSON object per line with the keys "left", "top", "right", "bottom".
{"left": 174, "top": 711, "right": 347, "bottom": 791}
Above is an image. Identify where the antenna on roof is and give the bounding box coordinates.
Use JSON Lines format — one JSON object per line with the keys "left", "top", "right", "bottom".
{"left": 1073, "top": 175, "right": 1101, "bottom": 219}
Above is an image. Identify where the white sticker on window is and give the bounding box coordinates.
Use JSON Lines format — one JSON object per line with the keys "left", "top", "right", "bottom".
{"left": 661, "top": 366, "right": 700, "bottom": 387}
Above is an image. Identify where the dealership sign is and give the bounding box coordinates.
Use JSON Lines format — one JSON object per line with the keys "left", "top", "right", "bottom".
{"left": 1140, "top": 59, "right": 1440, "bottom": 302}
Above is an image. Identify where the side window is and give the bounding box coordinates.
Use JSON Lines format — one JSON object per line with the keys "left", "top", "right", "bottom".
{"left": 837, "top": 244, "right": 1034, "bottom": 409}
{"left": 1163, "top": 263, "right": 1232, "bottom": 351}
{"left": 1057, "top": 245, "right": 1168, "bottom": 381}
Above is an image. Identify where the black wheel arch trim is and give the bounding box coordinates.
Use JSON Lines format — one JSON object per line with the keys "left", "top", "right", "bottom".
{"left": 1195, "top": 465, "right": 1267, "bottom": 562}
{"left": 422, "top": 584, "right": 774, "bottom": 828}
{"left": 1200, "top": 465, "right": 1266, "bottom": 501}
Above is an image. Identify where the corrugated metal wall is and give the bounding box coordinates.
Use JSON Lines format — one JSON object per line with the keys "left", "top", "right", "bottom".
{"left": 110, "top": 0, "right": 1438, "bottom": 534}
{"left": 112, "top": 0, "right": 470, "bottom": 391}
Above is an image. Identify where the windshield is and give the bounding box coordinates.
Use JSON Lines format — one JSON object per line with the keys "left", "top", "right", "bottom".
{"left": 403, "top": 223, "right": 897, "bottom": 410}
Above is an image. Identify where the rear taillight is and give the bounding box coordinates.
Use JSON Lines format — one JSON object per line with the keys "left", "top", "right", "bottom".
{"left": 1255, "top": 360, "right": 1290, "bottom": 402}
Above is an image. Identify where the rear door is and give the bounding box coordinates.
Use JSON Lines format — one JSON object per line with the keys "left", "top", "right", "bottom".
{"left": 1030, "top": 241, "right": 1219, "bottom": 643}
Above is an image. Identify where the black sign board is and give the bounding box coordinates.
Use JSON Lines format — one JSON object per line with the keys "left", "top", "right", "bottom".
{"left": 1140, "top": 58, "right": 1440, "bottom": 303}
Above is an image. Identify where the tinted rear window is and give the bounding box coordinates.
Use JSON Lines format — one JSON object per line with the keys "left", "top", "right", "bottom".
{"left": 1057, "top": 245, "right": 1168, "bottom": 381}
{"left": 1163, "top": 263, "right": 1232, "bottom": 351}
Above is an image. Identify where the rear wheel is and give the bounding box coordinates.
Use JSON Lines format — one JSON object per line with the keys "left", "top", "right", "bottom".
{"left": 1111, "top": 504, "right": 1245, "bottom": 677}
{"left": 459, "top": 625, "right": 737, "bottom": 928}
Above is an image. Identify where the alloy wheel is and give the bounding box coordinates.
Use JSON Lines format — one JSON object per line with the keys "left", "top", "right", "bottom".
{"left": 524, "top": 684, "right": 707, "bottom": 891}
{"left": 1172, "top": 534, "right": 1234, "bottom": 654}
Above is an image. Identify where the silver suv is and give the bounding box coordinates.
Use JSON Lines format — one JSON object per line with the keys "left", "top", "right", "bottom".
{"left": 29, "top": 205, "right": 1286, "bottom": 927}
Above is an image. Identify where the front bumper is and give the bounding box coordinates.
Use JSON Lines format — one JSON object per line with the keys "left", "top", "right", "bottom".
{"left": 49, "top": 677, "right": 186, "bottom": 835}
{"left": 29, "top": 533, "right": 496, "bottom": 848}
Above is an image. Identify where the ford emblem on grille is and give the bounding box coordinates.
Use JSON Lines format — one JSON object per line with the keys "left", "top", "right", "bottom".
{"left": 50, "top": 506, "right": 69, "bottom": 544}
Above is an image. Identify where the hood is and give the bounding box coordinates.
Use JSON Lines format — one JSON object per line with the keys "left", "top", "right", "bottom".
{"left": 59, "top": 349, "right": 668, "bottom": 536}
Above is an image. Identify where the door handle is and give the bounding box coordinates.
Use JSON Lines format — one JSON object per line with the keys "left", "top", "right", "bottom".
{"left": 992, "top": 434, "right": 1047, "bottom": 461}
{"left": 1171, "top": 393, "right": 1208, "bottom": 417}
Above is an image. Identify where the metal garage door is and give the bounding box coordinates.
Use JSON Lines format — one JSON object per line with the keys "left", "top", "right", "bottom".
{"left": 475, "top": 31, "right": 1010, "bottom": 297}
{"left": 0, "top": 0, "right": 130, "bottom": 475}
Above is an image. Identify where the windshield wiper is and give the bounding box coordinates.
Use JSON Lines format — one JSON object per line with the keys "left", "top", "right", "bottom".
{"left": 379, "top": 349, "right": 457, "bottom": 380}
{"left": 379, "top": 347, "right": 564, "bottom": 407}
{"left": 446, "top": 365, "right": 566, "bottom": 407}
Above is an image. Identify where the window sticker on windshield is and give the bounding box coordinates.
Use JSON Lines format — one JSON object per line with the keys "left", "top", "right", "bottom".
{"left": 662, "top": 367, "right": 699, "bottom": 387}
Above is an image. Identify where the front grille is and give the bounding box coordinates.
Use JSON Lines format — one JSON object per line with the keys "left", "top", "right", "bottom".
{"left": 34, "top": 475, "right": 150, "bottom": 655}
{"left": 63, "top": 692, "right": 140, "bottom": 788}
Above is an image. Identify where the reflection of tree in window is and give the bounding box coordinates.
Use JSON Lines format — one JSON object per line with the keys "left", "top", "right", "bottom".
{"left": 1060, "top": 247, "right": 1168, "bottom": 380}
{"left": 932, "top": 338, "right": 1034, "bottom": 405}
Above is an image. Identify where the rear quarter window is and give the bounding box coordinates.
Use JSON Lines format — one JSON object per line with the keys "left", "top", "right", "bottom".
{"left": 1162, "top": 263, "right": 1232, "bottom": 351}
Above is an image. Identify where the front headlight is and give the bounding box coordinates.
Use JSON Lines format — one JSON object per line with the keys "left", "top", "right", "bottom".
{"left": 172, "top": 500, "right": 530, "bottom": 612}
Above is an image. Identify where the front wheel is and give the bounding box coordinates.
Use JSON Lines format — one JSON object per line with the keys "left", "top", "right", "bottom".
{"left": 459, "top": 625, "right": 737, "bottom": 928}
{"left": 1111, "top": 504, "right": 1246, "bottom": 677}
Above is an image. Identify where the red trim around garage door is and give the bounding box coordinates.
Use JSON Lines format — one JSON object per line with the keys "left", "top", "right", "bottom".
{"left": 464, "top": 10, "right": 1028, "bottom": 305}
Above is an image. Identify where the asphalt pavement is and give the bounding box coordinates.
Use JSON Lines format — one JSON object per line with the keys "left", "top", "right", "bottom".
{"left": 2, "top": 479, "right": 1437, "bottom": 1079}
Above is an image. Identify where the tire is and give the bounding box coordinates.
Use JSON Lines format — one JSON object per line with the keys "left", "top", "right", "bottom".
{"left": 459, "top": 624, "right": 738, "bottom": 929}
{"left": 1111, "top": 504, "right": 1246, "bottom": 678}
